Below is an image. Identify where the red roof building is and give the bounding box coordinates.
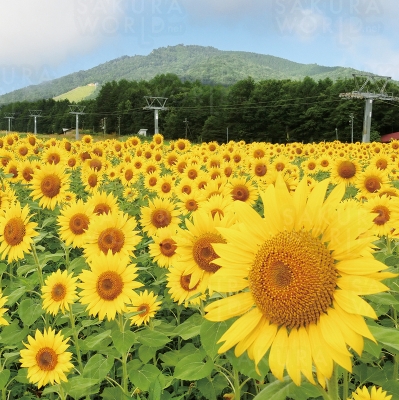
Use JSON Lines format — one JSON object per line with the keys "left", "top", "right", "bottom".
{"left": 380, "top": 132, "right": 399, "bottom": 142}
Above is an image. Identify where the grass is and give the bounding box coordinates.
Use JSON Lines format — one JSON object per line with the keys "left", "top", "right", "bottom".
{"left": 53, "top": 85, "right": 97, "bottom": 102}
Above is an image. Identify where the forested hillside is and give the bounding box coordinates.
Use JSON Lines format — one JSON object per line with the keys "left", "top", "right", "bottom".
{"left": 0, "top": 44, "right": 367, "bottom": 104}
{"left": 2, "top": 73, "right": 399, "bottom": 143}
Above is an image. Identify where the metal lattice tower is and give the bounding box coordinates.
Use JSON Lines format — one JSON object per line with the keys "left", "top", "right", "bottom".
{"left": 29, "top": 110, "right": 42, "bottom": 135}
{"left": 339, "top": 74, "right": 399, "bottom": 143}
{"left": 69, "top": 105, "right": 86, "bottom": 140}
{"left": 143, "top": 97, "right": 168, "bottom": 134}
{"left": 4, "top": 112, "right": 15, "bottom": 132}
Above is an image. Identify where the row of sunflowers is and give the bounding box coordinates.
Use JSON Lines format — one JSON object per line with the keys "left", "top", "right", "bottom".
{"left": 0, "top": 132, "right": 398, "bottom": 399}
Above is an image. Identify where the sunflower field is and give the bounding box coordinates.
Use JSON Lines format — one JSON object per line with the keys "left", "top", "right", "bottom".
{"left": 0, "top": 132, "right": 399, "bottom": 400}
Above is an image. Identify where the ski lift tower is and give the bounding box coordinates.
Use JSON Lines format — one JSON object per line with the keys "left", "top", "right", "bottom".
{"left": 4, "top": 113, "right": 15, "bottom": 132}
{"left": 339, "top": 74, "right": 399, "bottom": 143}
{"left": 143, "top": 96, "right": 168, "bottom": 135}
{"left": 29, "top": 110, "right": 42, "bottom": 135}
{"left": 69, "top": 105, "right": 86, "bottom": 140}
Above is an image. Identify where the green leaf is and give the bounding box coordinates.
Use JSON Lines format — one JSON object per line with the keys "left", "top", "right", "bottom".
{"left": 174, "top": 353, "right": 214, "bottom": 381}
{"left": 172, "top": 314, "right": 202, "bottom": 340}
{"left": 159, "top": 343, "right": 198, "bottom": 367}
{"left": 137, "top": 328, "right": 171, "bottom": 348}
{"left": 384, "top": 255, "right": 399, "bottom": 267}
{"left": 368, "top": 324, "right": 399, "bottom": 352}
{"left": 128, "top": 364, "right": 160, "bottom": 392}
{"left": 0, "top": 263, "right": 8, "bottom": 275}
{"left": 68, "top": 256, "right": 88, "bottom": 274}
{"left": 62, "top": 377, "right": 99, "bottom": 400}
{"left": 126, "top": 358, "right": 143, "bottom": 374}
{"left": 138, "top": 345, "right": 157, "bottom": 363}
{"left": 227, "top": 349, "right": 269, "bottom": 380}
{"left": 0, "top": 369, "right": 10, "bottom": 390}
{"left": 18, "top": 298, "right": 45, "bottom": 326}
{"left": 4, "top": 285, "right": 26, "bottom": 305}
{"left": 200, "top": 319, "right": 232, "bottom": 359}
{"left": 254, "top": 376, "right": 321, "bottom": 400}
{"left": 0, "top": 320, "right": 29, "bottom": 346}
{"left": 197, "top": 374, "right": 229, "bottom": 400}
{"left": 101, "top": 386, "right": 130, "bottom": 399}
{"left": 112, "top": 330, "right": 136, "bottom": 354}
{"left": 367, "top": 292, "right": 399, "bottom": 306}
{"left": 82, "top": 354, "right": 114, "bottom": 382}
{"left": 80, "top": 330, "right": 112, "bottom": 351}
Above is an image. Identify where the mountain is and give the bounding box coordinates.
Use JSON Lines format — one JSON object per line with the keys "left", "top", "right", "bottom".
{"left": 0, "top": 44, "right": 366, "bottom": 104}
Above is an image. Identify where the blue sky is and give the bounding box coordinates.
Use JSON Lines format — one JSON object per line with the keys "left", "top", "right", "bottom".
{"left": 1, "top": 0, "right": 398, "bottom": 95}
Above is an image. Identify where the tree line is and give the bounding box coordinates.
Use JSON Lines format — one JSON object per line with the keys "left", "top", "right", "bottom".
{"left": 1, "top": 73, "right": 399, "bottom": 143}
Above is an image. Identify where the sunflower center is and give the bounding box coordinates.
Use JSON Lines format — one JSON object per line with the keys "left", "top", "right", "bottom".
{"left": 180, "top": 274, "right": 199, "bottom": 291}
{"left": 97, "top": 271, "right": 124, "bottom": 300}
{"left": 364, "top": 176, "right": 381, "bottom": 193}
{"left": 94, "top": 203, "right": 111, "bottom": 215}
{"left": 51, "top": 283, "right": 67, "bottom": 301}
{"left": 19, "top": 147, "right": 29, "bottom": 156}
{"left": 69, "top": 213, "right": 90, "bottom": 235}
{"left": 90, "top": 159, "right": 102, "bottom": 171}
{"left": 4, "top": 217, "right": 26, "bottom": 246}
{"left": 22, "top": 167, "right": 34, "bottom": 181}
{"left": 231, "top": 185, "right": 249, "bottom": 202}
{"left": 68, "top": 158, "right": 76, "bottom": 167}
{"left": 249, "top": 230, "right": 336, "bottom": 329}
{"left": 160, "top": 238, "right": 177, "bottom": 257}
{"left": 125, "top": 170, "right": 134, "bottom": 181}
{"left": 151, "top": 209, "right": 171, "bottom": 229}
{"left": 338, "top": 161, "right": 356, "bottom": 179}
{"left": 98, "top": 228, "right": 125, "bottom": 254}
{"left": 161, "top": 183, "right": 171, "bottom": 193}
{"left": 182, "top": 185, "right": 192, "bottom": 194}
{"left": 373, "top": 205, "right": 390, "bottom": 225}
{"left": 40, "top": 174, "right": 61, "bottom": 198}
{"left": 376, "top": 159, "right": 388, "bottom": 169}
{"left": 138, "top": 304, "right": 150, "bottom": 316}
{"left": 36, "top": 347, "right": 58, "bottom": 371}
{"left": 193, "top": 233, "right": 225, "bottom": 273}
{"left": 88, "top": 174, "right": 98, "bottom": 187}
{"left": 275, "top": 162, "right": 285, "bottom": 171}
{"left": 186, "top": 199, "right": 198, "bottom": 211}
{"left": 307, "top": 162, "right": 316, "bottom": 170}
{"left": 48, "top": 154, "right": 61, "bottom": 164}
{"left": 148, "top": 177, "right": 157, "bottom": 187}
{"left": 255, "top": 164, "right": 267, "bottom": 177}
{"left": 188, "top": 169, "right": 198, "bottom": 179}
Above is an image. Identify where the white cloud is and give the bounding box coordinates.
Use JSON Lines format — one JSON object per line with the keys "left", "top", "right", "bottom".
{"left": 0, "top": 0, "right": 125, "bottom": 68}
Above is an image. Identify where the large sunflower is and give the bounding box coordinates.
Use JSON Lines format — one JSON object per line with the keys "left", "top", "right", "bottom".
{"left": 83, "top": 211, "right": 141, "bottom": 263}
{"left": 78, "top": 252, "right": 143, "bottom": 321}
{"left": 57, "top": 199, "right": 94, "bottom": 248}
{"left": 30, "top": 163, "right": 70, "bottom": 210}
{"left": 41, "top": 270, "right": 78, "bottom": 315}
{"left": 128, "top": 290, "right": 162, "bottom": 326}
{"left": 140, "top": 196, "right": 181, "bottom": 237}
{"left": 0, "top": 202, "right": 38, "bottom": 262}
{"left": 19, "top": 328, "right": 73, "bottom": 388}
{"left": 205, "top": 175, "right": 391, "bottom": 387}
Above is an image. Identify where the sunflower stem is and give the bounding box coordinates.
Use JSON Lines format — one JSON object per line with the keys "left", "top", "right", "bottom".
{"left": 31, "top": 243, "right": 44, "bottom": 287}
{"left": 119, "top": 313, "right": 129, "bottom": 395}
{"left": 342, "top": 370, "right": 349, "bottom": 400}
{"left": 69, "top": 306, "right": 84, "bottom": 374}
{"left": 393, "top": 306, "right": 399, "bottom": 381}
{"left": 327, "top": 364, "right": 341, "bottom": 400}
{"left": 233, "top": 367, "right": 241, "bottom": 400}
{"left": 59, "top": 384, "right": 66, "bottom": 400}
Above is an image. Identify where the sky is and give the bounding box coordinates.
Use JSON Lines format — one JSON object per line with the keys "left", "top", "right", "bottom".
{"left": 1, "top": 0, "right": 399, "bottom": 95}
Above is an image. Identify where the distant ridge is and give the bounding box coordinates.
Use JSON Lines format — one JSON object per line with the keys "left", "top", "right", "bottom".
{"left": 0, "top": 44, "right": 367, "bottom": 104}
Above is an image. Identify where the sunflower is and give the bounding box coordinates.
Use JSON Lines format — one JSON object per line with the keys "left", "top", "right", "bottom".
{"left": 19, "top": 328, "right": 73, "bottom": 388}
{"left": 330, "top": 158, "right": 362, "bottom": 186}
{"left": 83, "top": 211, "right": 141, "bottom": 263}
{"left": 227, "top": 177, "right": 259, "bottom": 206}
{"left": 119, "top": 163, "right": 140, "bottom": 186}
{"left": 123, "top": 187, "right": 139, "bottom": 203}
{"left": 140, "top": 196, "right": 181, "bottom": 237}
{"left": 18, "top": 160, "right": 38, "bottom": 185}
{"left": 148, "top": 226, "right": 180, "bottom": 268}
{"left": 301, "top": 158, "right": 320, "bottom": 176}
{"left": 362, "top": 195, "right": 399, "bottom": 237}
{"left": 86, "top": 190, "right": 119, "bottom": 216}
{"left": 198, "top": 194, "right": 234, "bottom": 220}
{"left": 41, "top": 146, "right": 67, "bottom": 165}
{"left": 0, "top": 202, "right": 38, "bottom": 262}
{"left": 81, "top": 168, "right": 104, "bottom": 193}
{"left": 355, "top": 166, "right": 390, "bottom": 198}
{"left": 30, "top": 163, "right": 70, "bottom": 210}
{"left": 205, "top": 175, "right": 391, "bottom": 387}
{"left": 0, "top": 293, "right": 9, "bottom": 325}
{"left": 128, "top": 290, "right": 162, "bottom": 326}
{"left": 176, "top": 192, "right": 201, "bottom": 217}
{"left": 78, "top": 252, "right": 143, "bottom": 321}
{"left": 42, "top": 270, "right": 78, "bottom": 315}
{"left": 156, "top": 174, "right": 175, "bottom": 198}
{"left": 174, "top": 211, "right": 236, "bottom": 290}
{"left": 349, "top": 385, "right": 392, "bottom": 400}
{"left": 248, "top": 157, "right": 269, "bottom": 181}
{"left": 166, "top": 262, "right": 207, "bottom": 306}
{"left": 57, "top": 199, "right": 94, "bottom": 248}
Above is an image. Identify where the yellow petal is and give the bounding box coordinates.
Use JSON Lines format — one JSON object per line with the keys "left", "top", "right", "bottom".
{"left": 285, "top": 328, "right": 301, "bottom": 386}
{"left": 337, "top": 275, "right": 389, "bottom": 295}
{"left": 269, "top": 327, "right": 288, "bottom": 381}
{"left": 308, "top": 323, "right": 333, "bottom": 379}
{"left": 205, "top": 292, "right": 254, "bottom": 321}
{"left": 335, "top": 258, "right": 387, "bottom": 276}
{"left": 235, "top": 316, "right": 268, "bottom": 357}
{"left": 319, "top": 312, "right": 351, "bottom": 356}
{"left": 298, "top": 326, "right": 315, "bottom": 384}
{"left": 334, "top": 290, "right": 378, "bottom": 319}
{"left": 251, "top": 321, "right": 278, "bottom": 366}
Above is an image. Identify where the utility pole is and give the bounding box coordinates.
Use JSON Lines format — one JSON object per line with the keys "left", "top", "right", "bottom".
{"left": 117, "top": 115, "right": 121, "bottom": 136}
{"left": 335, "top": 127, "right": 338, "bottom": 141}
{"left": 29, "top": 110, "right": 42, "bottom": 135}
{"left": 69, "top": 105, "right": 85, "bottom": 140}
{"left": 339, "top": 74, "right": 399, "bottom": 143}
{"left": 143, "top": 96, "right": 168, "bottom": 134}
{"left": 349, "top": 113, "right": 354, "bottom": 143}
{"left": 4, "top": 113, "right": 15, "bottom": 132}
{"left": 183, "top": 118, "right": 189, "bottom": 139}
